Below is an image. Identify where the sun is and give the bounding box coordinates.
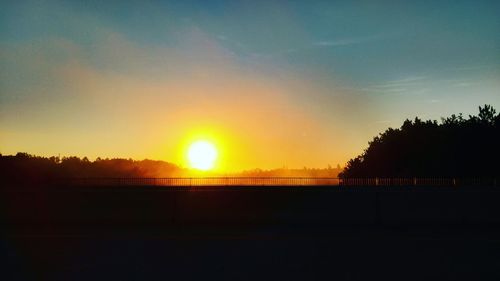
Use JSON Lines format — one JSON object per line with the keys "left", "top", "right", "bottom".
{"left": 187, "top": 140, "right": 218, "bottom": 170}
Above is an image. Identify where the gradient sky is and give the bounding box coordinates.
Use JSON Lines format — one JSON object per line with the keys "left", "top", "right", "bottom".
{"left": 1, "top": 0, "right": 499, "bottom": 171}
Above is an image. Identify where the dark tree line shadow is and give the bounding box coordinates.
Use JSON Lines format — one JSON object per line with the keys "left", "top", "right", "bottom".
{"left": 0, "top": 155, "right": 187, "bottom": 185}
{"left": 0, "top": 157, "right": 342, "bottom": 186}
{"left": 340, "top": 105, "right": 500, "bottom": 178}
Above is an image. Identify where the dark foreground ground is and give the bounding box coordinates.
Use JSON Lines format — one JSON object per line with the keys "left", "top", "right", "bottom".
{"left": 1, "top": 185, "right": 500, "bottom": 280}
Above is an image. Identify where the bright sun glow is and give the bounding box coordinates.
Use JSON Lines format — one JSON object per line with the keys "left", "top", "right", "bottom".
{"left": 187, "top": 140, "right": 218, "bottom": 170}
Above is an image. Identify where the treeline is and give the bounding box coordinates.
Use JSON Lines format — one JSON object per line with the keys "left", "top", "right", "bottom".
{"left": 0, "top": 153, "right": 187, "bottom": 184}
{"left": 239, "top": 166, "right": 342, "bottom": 178}
{"left": 0, "top": 153, "right": 342, "bottom": 185}
{"left": 340, "top": 105, "right": 500, "bottom": 178}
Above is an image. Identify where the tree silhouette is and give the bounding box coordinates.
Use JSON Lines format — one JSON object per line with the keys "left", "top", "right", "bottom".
{"left": 340, "top": 105, "right": 500, "bottom": 178}
{"left": 0, "top": 153, "right": 187, "bottom": 185}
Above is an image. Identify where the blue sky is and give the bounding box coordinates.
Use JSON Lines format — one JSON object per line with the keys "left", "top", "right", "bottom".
{"left": 1, "top": 0, "right": 499, "bottom": 168}
{"left": 3, "top": 1, "right": 498, "bottom": 82}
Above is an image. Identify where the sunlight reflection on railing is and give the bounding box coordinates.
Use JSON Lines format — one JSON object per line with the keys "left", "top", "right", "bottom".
{"left": 58, "top": 177, "right": 497, "bottom": 187}
{"left": 64, "top": 177, "right": 342, "bottom": 186}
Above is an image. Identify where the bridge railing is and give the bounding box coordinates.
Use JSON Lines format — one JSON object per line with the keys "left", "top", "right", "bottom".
{"left": 57, "top": 177, "right": 342, "bottom": 186}
{"left": 53, "top": 177, "right": 497, "bottom": 187}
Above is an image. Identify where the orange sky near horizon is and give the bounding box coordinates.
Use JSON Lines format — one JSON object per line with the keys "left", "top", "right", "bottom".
{"left": 0, "top": 64, "right": 364, "bottom": 172}
{"left": 0, "top": 29, "right": 378, "bottom": 171}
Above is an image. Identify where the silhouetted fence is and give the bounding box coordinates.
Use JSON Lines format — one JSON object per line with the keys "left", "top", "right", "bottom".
{"left": 53, "top": 177, "right": 498, "bottom": 187}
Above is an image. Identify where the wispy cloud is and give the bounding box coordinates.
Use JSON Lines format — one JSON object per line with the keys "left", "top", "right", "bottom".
{"left": 382, "top": 76, "right": 427, "bottom": 86}
{"left": 452, "top": 64, "right": 497, "bottom": 71}
{"left": 247, "top": 34, "right": 382, "bottom": 59}
{"left": 312, "top": 35, "right": 381, "bottom": 48}
{"left": 361, "top": 76, "right": 427, "bottom": 95}
{"left": 453, "top": 81, "right": 479, "bottom": 87}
